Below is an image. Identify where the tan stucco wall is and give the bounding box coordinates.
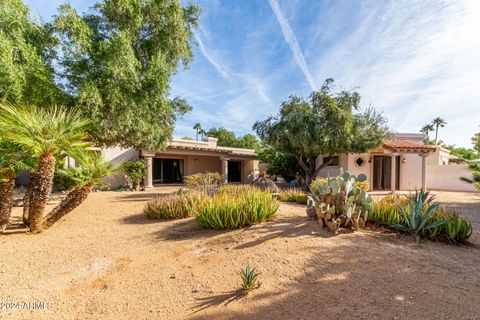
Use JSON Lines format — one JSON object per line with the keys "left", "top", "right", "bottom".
{"left": 316, "top": 151, "right": 426, "bottom": 191}
{"left": 242, "top": 160, "right": 260, "bottom": 183}
{"left": 399, "top": 153, "right": 423, "bottom": 190}
{"left": 102, "top": 147, "right": 139, "bottom": 187}
{"left": 315, "top": 154, "right": 348, "bottom": 178}
{"left": 185, "top": 155, "right": 222, "bottom": 176}
{"left": 427, "top": 164, "right": 477, "bottom": 192}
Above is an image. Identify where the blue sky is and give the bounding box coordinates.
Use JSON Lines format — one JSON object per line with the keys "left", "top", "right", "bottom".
{"left": 26, "top": 0, "right": 480, "bottom": 148}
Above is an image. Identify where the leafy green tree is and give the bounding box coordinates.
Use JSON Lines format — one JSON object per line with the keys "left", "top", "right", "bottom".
{"left": 472, "top": 131, "right": 480, "bottom": 158}
{"left": 123, "top": 159, "right": 146, "bottom": 191}
{"left": 0, "top": 103, "right": 91, "bottom": 233}
{"left": 432, "top": 117, "right": 447, "bottom": 145}
{"left": 0, "top": 0, "right": 62, "bottom": 105}
{"left": 257, "top": 143, "right": 302, "bottom": 182}
{"left": 206, "top": 127, "right": 259, "bottom": 149}
{"left": 420, "top": 124, "right": 434, "bottom": 141}
{"left": 442, "top": 144, "right": 476, "bottom": 160}
{"left": 254, "top": 79, "right": 390, "bottom": 184}
{"left": 54, "top": 0, "right": 202, "bottom": 150}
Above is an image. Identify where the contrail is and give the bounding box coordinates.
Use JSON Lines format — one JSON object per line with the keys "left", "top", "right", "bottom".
{"left": 194, "top": 33, "right": 229, "bottom": 79}
{"left": 268, "top": 0, "right": 317, "bottom": 91}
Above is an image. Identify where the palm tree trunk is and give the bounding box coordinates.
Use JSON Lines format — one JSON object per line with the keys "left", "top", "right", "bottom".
{"left": 22, "top": 171, "right": 36, "bottom": 226}
{"left": 29, "top": 153, "right": 56, "bottom": 233}
{"left": 434, "top": 126, "right": 439, "bottom": 144}
{"left": 43, "top": 183, "right": 93, "bottom": 229}
{"left": 0, "top": 175, "right": 15, "bottom": 232}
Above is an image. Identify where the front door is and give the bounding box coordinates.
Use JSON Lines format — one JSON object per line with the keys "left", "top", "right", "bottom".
{"left": 373, "top": 156, "right": 400, "bottom": 190}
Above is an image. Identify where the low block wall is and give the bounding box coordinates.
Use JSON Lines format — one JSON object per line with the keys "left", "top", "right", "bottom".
{"left": 427, "top": 164, "right": 477, "bottom": 192}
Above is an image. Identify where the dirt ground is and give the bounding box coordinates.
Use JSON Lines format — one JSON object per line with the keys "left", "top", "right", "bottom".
{"left": 0, "top": 189, "right": 479, "bottom": 320}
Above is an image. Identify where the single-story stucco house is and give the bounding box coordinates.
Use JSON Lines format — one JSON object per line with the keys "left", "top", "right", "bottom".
{"left": 91, "top": 137, "right": 260, "bottom": 187}
{"left": 316, "top": 133, "right": 436, "bottom": 192}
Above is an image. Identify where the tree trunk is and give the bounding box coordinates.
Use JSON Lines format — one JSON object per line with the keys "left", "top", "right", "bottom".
{"left": 434, "top": 127, "right": 439, "bottom": 144}
{"left": 29, "top": 153, "right": 56, "bottom": 233}
{"left": 43, "top": 183, "right": 93, "bottom": 229}
{"left": 0, "top": 175, "right": 15, "bottom": 232}
{"left": 22, "top": 171, "right": 36, "bottom": 226}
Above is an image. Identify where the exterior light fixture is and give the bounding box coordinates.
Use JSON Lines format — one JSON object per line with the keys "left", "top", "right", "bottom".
{"left": 194, "top": 158, "right": 199, "bottom": 163}
{"left": 402, "top": 157, "right": 406, "bottom": 164}
{"left": 368, "top": 157, "right": 372, "bottom": 163}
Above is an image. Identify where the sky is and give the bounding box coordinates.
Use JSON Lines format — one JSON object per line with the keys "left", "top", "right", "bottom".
{"left": 25, "top": 0, "right": 480, "bottom": 148}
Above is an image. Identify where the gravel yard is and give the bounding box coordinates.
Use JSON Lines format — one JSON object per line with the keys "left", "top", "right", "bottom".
{"left": 1, "top": 189, "right": 479, "bottom": 319}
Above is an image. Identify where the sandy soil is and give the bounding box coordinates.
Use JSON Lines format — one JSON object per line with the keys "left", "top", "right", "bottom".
{"left": 1, "top": 189, "right": 479, "bottom": 319}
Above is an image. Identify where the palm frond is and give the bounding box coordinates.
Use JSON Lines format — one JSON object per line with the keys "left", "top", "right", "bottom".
{"left": 0, "top": 103, "right": 92, "bottom": 157}
{"left": 58, "top": 152, "right": 120, "bottom": 188}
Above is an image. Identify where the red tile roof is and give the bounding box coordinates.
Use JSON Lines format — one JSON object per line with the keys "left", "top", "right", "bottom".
{"left": 383, "top": 140, "right": 436, "bottom": 152}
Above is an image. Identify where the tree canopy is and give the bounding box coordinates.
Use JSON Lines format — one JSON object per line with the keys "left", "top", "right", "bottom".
{"left": 253, "top": 79, "right": 390, "bottom": 183}
{"left": 53, "top": 0, "right": 202, "bottom": 150}
{"left": 472, "top": 131, "right": 480, "bottom": 159}
{"left": 0, "top": 0, "right": 62, "bottom": 105}
{"left": 206, "top": 127, "right": 259, "bottom": 149}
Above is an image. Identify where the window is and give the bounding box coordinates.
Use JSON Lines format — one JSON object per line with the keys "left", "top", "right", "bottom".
{"left": 323, "top": 156, "right": 339, "bottom": 166}
{"left": 355, "top": 157, "right": 365, "bottom": 167}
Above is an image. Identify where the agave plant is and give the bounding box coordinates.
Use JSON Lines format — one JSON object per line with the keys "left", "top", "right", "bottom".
{"left": 392, "top": 191, "right": 445, "bottom": 243}
{"left": 0, "top": 103, "right": 91, "bottom": 233}
{"left": 240, "top": 263, "right": 260, "bottom": 293}
{"left": 42, "top": 152, "right": 119, "bottom": 229}
{"left": 0, "top": 142, "right": 34, "bottom": 231}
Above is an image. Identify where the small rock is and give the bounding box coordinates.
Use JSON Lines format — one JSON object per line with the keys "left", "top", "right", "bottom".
{"left": 170, "top": 274, "right": 176, "bottom": 279}
{"left": 192, "top": 288, "right": 199, "bottom": 293}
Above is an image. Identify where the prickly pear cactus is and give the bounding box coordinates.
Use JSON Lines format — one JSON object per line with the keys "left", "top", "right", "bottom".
{"left": 307, "top": 170, "right": 372, "bottom": 233}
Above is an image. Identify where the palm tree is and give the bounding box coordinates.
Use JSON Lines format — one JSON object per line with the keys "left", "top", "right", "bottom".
{"left": 420, "top": 124, "right": 434, "bottom": 141}
{"left": 0, "top": 142, "right": 33, "bottom": 232}
{"left": 43, "top": 152, "right": 119, "bottom": 229}
{"left": 0, "top": 104, "right": 91, "bottom": 233}
{"left": 432, "top": 117, "right": 447, "bottom": 145}
{"left": 200, "top": 129, "right": 208, "bottom": 140}
{"left": 193, "top": 122, "right": 202, "bottom": 141}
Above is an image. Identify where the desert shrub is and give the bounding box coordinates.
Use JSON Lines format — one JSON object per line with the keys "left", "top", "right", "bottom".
{"left": 218, "top": 184, "right": 256, "bottom": 195}
{"left": 196, "top": 189, "right": 279, "bottom": 229}
{"left": 428, "top": 209, "right": 472, "bottom": 243}
{"left": 184, "top": 172, "right": 222, "bottom": 194}
{"left": 123, "top": 160, "right": 146, "bottom": 190}
{"left": 309, "top": 177, "right": 328, "bottom": 194}
{"left": 144, "top": 193, "right": 201, "bottom": 219}
{"left": 369, "top": 200, "right": 404, "bottom": 226}
{"left": 355, "top": 180, "right": 370, "bottom": 192}
{"left": 295, "top": 193, "right": 308, "bottom": 204}
{"left": 371, "top": 191, "right": 472, "bottom": 243}
{"left": 278, "top": 189, "right": 303, "bottom": 202}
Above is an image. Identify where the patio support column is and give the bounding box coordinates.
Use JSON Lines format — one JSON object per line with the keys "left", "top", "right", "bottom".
{"left": 391, "top": 155, "right": 396, "bottom": 194}
{"left": 144, "top": 155, "right": 154, "bottom": 188}
{"left": 222, "top": 158, "right": 229, "bottom": 184}
{"left": 420, "top": 152, "right": 429, "bottom": 192}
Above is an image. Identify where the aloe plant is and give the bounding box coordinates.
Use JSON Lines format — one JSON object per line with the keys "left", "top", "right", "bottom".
{"left": 241, "top": 263, "right": 260, "bottom": 293}
{"left": 392, "top": 191, "right": 445, "bottom": 243}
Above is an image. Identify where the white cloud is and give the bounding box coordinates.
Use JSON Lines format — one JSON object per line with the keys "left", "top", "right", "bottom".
{"left": 193, "top": 33, "right": 230, "bottom": 79}
{"left": 309, "top": 0, "right": 480, "bottom": 147}
{"left": 268, "top": 0, "right": 317, "bottom": 91}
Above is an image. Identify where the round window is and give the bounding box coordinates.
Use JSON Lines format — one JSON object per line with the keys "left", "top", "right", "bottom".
{"left": 355, "top": 157, "right": 365, "bottom": 167}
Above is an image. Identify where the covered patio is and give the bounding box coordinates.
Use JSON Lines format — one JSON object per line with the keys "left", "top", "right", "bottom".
{"left": 140, "top": 137, "right": 259, "bottom": 187}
